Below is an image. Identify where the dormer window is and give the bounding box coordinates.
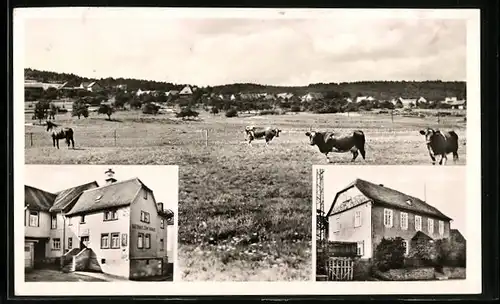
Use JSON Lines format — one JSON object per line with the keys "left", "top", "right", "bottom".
{"left": 95, "top": 195, "right": 103, "bottom": 201}
{"left": 406, "top": 199, "right": 412, "bottom": 205}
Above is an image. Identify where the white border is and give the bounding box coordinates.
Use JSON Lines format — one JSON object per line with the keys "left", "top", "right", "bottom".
{"left": 14, "top": 7, "right": 481, "bottom": 296}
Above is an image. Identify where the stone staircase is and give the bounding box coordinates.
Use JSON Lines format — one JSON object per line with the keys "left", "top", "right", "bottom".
{"left": 61, "top": 247, "right": 86, "bottom": 273}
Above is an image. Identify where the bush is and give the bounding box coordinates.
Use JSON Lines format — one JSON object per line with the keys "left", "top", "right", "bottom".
{"left": 225, "top": 108, "right": 238, "bottom": 117}
{"left": 373, "top": 237, "right": 406, "bottom": 272}
{"left": 175, "top": 107, "right": 199, "bottom": 119}
{"left": 259, "top": 110, "right": 279, "bottom": 116}
{"left": 290, "top": 105, "right": 301, "bottom": 112}
{"left": 435, "top": 238, "right": 466, "bottom": 267}
{"left": 97, "top": 104, "right": 115, "bottom": 120}
{"left": 72, "top": 100, "right": 89, "bottom": 119}
{"left": 407, "top": 239, "right": 437, "bottom": 267}
{"left": 142, "top": 102, "right": 160, "bottom": 115}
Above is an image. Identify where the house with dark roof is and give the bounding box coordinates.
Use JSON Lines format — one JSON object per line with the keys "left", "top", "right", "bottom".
{"left": 24, "top": 182, "right": 98, "bottom": 269}
{"left": 24, "top": 169, "right": 175, "bottom": 280}
{"left": 326, "top": 178, "right": 452, "bottom": 259}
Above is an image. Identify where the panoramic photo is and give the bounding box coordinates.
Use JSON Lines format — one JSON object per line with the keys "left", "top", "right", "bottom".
{"left": 314, "top": 166, "right": 467, "bottom": 282}
{"left": 19, "top": 8, "right": 468, "bottom": 281}
{"left": 23, "top": 165, "right": 178, "bottom": 282}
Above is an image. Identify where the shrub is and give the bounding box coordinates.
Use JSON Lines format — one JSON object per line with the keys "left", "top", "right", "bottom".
{"left": 435, "top": 238, "right": 466, "bottom": 267}
{"left": 142, "top": 102, "right": 160, "bottom": 115}
{"left": 373, "top": 237, "right": 406, "bottom": 272}
{"left": 176, "top": 107, "right": 199, "bottom": 119}
{"left": 259, "top": 110, "right": 279, "bottom": 116}
{"left": 72, "top": 100, "right": 89, "bottom": 119}
{"left": 210, "top": 107, "right": 219, "bottom": 115}
{"left": 407, "top": 239, "right": 437, "bottom": 267}
{"left": 290, "top": 105, "right": 301, "bottom": 112}
{"left": 97, "top": 104, "right": 115, "bottom": 120}
{"left": 225, "top": 108, "right": 238, "bottom": 117}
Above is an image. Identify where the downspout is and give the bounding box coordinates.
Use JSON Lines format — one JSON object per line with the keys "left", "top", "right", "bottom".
{"left": 60, "top": 211, "right": 66, "bottom": 269}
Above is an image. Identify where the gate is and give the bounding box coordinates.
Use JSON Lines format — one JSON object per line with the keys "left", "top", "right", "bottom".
{"left": 326, "top": 257, "right": 354, "bottom": 281}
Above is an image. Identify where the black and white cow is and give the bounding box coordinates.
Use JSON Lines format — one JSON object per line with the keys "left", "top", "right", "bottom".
{"left": 245, "top": 126, "right": 281, "bottom": 146}
{"left": 419, "top": 128, "right": 459, "bottom": 165}
{"left": 305, "top": 130, "right": 366, "bottom": 162}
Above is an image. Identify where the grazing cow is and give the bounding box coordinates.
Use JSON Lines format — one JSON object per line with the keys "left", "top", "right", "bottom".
{"left": 305, "top": 130, "right": 366, "bottom": 162}
{"left": 46, "top": 120, "right": 75, "bottom": 149}
{"left": 244, "top": 125, "right": 281, "bottom": 146}
{"left": 419, "top": 128, "right": 459, "bottom": 165}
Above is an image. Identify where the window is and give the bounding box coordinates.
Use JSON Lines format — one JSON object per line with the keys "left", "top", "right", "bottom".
{"left": 140, "top": 211, "right": 150, "bottom": 224}
{"left": 101, "top": 234, "right": 110, "bottom": 249}
{"left": 415, "top": 215, "right": 422, "bottom": 231}
{"left": 121, "top": 233, "right": 128, "bottom": 246}
{"left": 356, "top": 241, "right": 364, "bottom": 256}
{"left": 51, "top": 215, "right": 57, "bottom": 229}
{"left": 383, "top": 209, "right": 393, "bottom": 227}
{"left": 402, "top": 240, "right": 409, "bottom": 255}
{"left": 334, "top": 217, "right": 340, "bottom": 232}
{"left": 137, "top": 233, "right": 144, "bottom": 249}
{"left": 52, "top": 238, "right": 61, "bottom": 250}
{"left": 143, "top": 190, "right": 148, "bottom": 200}
{"left": 428, "top": 218, "right": 434, "bottom": 234}
{"left": 80, "top": 215, "right": 86, "bottom": 223}
{"left": 95, "top": 195, "right": 102, "bottom": 201}
{"left": 439, "top": 220, "right": 444, "bottom": 236}
{"left": 68, "top": 217, "right": 72, "bottom": 226}
{"left": 145, "top": 234, "right": 151, "bottom": 249}
{"left": 405, "top": 199, "right": 412, "bottom": 205}
{"left": 103, "top": 210, "right": 118, "bottom": 221}
{"left": 68, "top": 237, "right": 73, "bottom": 249}
{"left": 400, "top": 212, "right": 408, "bottom": 230}
{"left": 160, "top": 239, "right": 164, "bottom": 251}
{"left": 160, "top": 219, "right": 164, "bottom": 229}
{"left": 29, "top": 211, "right": 39, "bottom": 227}
{"left": 354, "top": 211, "right": 362, "bottom": 227}
{"left": 111, "top": 233, "right": 120, "bottom": 249}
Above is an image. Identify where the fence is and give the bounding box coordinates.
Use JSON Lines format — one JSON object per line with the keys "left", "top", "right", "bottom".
{"left": 326, "top": 257, "right": 355, "bottom": 281}
{"left": 24, "top": 113, "right": 466, "bottom": 149}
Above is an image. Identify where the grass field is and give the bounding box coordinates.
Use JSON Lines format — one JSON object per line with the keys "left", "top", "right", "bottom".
{"left": 24, "top": 109, "right": 466, "bottom": 281}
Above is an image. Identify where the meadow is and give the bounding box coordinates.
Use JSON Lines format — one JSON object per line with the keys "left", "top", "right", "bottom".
{"left": 24, "top": 109, "right": 466, "bottom": 281}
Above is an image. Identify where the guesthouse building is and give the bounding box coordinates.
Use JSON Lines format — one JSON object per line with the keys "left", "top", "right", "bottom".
{"left": 24, "top": 169, "right": 175, "bottom": 280}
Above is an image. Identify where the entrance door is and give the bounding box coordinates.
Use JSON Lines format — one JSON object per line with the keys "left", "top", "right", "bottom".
{"left": 24, "top": 243, "right": 33, "bottom": 269}
{"left": 81, "top": 236, "right": 89, "bottom": 248}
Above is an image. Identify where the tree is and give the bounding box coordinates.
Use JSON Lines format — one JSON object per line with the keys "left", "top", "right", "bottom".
{"left": 290, "top": 105, "right": 301, "bottom": 113}
{"left": 34, "top": 100, "right": 51, "bottom": 123}
{"left": 142, "top": 102, "right": 160, "bottom": 115}
{"left": 210, "top": 106, "right": 219, "bottom": 115}
{"left": 98, "top": 104, "right": 115, "bottom": 120}
{"left": 225, "top": 108, "right": 238, "bottom": 117}
{"left": 373, "top": 237, "right": 406, "bottom": 272}
{"left": 175, "top": 107, "right": 199, "bottom": 120}
{"left": 129, "top": 97, "right": 142, "bottom": 110}
{"left": 71, "top": 100, "right": 89, "bottom": 119}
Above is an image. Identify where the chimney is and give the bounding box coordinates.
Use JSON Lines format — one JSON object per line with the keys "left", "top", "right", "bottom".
{"left": 379, "top": 184, "right": 384, "bottom": 187}
{"left": 157, "top": 202, "right": 164, "bottom": 212}
{"left": 105, "top": 168, "right": 117, "bottom": 185}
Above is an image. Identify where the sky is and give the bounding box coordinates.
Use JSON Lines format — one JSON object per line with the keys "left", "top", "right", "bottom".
{"left": 24, "top": 165, "right": 178, "bottom": 212}
{"left": 321, "top": 166, "right": 466, "bottom": 234}
{"left": 20, "top": 8, "right": 467, "bottom": 86}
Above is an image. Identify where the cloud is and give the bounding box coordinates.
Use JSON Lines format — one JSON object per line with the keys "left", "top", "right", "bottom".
{"left": 22, "top": 15, "right": 467, "bottom": 86}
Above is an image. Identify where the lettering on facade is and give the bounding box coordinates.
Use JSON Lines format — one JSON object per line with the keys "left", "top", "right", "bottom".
{"left": 121, "top": 233, "right": 128, "bottom": 246}
{"left": 131, "top": 223, "right": 156, "bottom": 232}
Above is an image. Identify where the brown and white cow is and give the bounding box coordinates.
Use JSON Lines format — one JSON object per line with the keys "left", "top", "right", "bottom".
{"left": 305, "top": 130, "right": 366, "bottom": 162}
{"left": 419, "top": 128, "right": 459, "bottom": 165}
{"left": 245, "top": 125, "right": 281, "bottom": 146}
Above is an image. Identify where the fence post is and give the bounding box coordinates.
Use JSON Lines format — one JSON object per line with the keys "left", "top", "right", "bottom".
{"left": 30, "top": 132, "right": 33, "bottom": 146}
{"left": 205, "top": 129, "right": 208, "bottom": 147}
{"left": 114, "top": 129, "right": 117, "bottom": 146}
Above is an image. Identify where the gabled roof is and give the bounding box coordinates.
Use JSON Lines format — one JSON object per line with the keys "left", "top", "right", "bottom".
{"left": 411, "top": 230, "right": 433, "bottom": 242}
{"left": 25, "top": 185, "right": 57, "bottom": 212}
{"left": 327, "top": 178, "right": 452, "bottom": 221}
{"left": 49, "top": 181, "right": 99, "bottom": 213}
{"left": 448, "top": 100, "right": 466, "bottom": 106}
{"left": 179, "top": 86, "right": 193, "bottom": 95}
{"left": 66, "top": 178, "right": 149, "bottom": 216}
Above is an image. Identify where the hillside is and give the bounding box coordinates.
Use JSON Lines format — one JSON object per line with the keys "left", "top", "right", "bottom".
{"left": 25, "top": 68, "right": 466, "bottom": 101}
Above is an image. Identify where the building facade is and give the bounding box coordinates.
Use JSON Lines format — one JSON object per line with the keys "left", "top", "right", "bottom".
{"left": 24, "top": 169, "right": 174, "bottom": 280}
{"left": 327, "top": 179, "right": 452, "bottom": 259}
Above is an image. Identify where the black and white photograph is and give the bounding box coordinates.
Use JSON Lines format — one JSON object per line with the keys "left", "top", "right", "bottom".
{"left": 314, "top": 166, "right": 468, "bottom": 282}
{"left": 23, "top": 165, "right": 178, "bottom": 282}
{"left": 14, "top": 7, "right": 481, "bottom": 295}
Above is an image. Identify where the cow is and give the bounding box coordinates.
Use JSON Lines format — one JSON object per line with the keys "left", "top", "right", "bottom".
{"left": 419, "top": 128, "right": 459, "bottom": 165}
{"left": 244, "top": 125, "right": 281, "bottom": 146}
{"left": 305, "top": 130, "right": 366, "bottom": 162}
